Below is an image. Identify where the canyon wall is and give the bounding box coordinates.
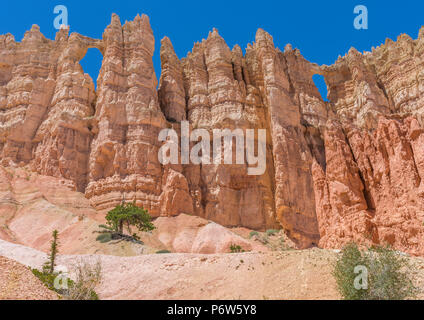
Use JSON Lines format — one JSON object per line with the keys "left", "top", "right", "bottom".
{"left": 0, "top": 14, "right": 423, "bottom": 254}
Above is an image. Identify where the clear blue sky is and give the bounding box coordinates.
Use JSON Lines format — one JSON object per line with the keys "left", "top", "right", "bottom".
{"left": 2, "top": 0, "right": 423, "bottom": 98}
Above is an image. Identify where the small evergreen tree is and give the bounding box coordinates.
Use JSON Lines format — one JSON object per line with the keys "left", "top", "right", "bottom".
{"left": 43, "top": 230, "right": 59, "bottom": 274}
{"left": 32, "top": 230, "right": 101, "bottom": 299}
{"left": 96, "top": 202, "right": 155, "bottom": 243}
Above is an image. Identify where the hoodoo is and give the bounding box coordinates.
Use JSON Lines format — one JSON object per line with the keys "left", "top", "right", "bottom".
{"left": 0, "top": 14, "right": 424, "bottom": 255}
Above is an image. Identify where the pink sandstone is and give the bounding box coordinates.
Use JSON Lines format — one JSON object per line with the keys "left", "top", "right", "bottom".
{"left": 0, "top": 14, "right": 424, "bottom": 255}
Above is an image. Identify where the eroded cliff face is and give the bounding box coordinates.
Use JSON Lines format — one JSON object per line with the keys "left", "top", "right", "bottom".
{"left": 313, "top": 32, "right": 424, "bottom": 255}
{"left": 1, "top": 13, "right": 424, "bottom": 254}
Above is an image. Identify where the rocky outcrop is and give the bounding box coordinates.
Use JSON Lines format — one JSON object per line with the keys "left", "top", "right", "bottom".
{"left": 180, "top": 29, "right": 277, "bottom": 230}
{"left": 0, "top": 165, "right": 264, "bottom": 255}
{"left": 1, "top": 14, "right": 424, "bottom": 255}
{"left": 154, "top": 214, "right": 268, "bottom": 254}
{"left": 313, "top": 117, "right": 424, "bottom": 255}
{"left": 313, "top": 30, "right": 424, "bottom": 255}
{"left": 0, "top": 25, "right": 102, "bottom": 192}
{"left": 247, "top": 30, "right": 321, "bottom": 247}
{"left": 86, "top": 14, "right": 169, "bottom": 215}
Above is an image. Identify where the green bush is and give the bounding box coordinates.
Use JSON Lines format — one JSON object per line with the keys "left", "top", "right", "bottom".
{"left": 31, "top": 268, "right": 74, "bottom": 296}
{"left": 31, "top": 269, "right": 99, "bottom": 299}
{"left": 249, "top": 231, "right": 259, "bottom": 238}
{"left": 333, "top": 243, "right": 368, "bottom": 300}
{"left": 333, "top": 243, "right": 418, "bottom": 300}
{"left": 96, "top": 233, "right": 112, "bottom": 243}
{"left": 156, "top": 250, "right": 171, "bottom": 254}
{"left": 265, "top": 229, "right": 279, "bottom": 237}
{"left": 230, "top": 244, "right": 245, "bottom": 253}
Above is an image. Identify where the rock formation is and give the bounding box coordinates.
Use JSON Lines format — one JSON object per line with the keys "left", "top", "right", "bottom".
{"left": 1, "top": 13, "right": 424, "bottom": 255}
{"left": 0, "top": 165, "right": 265, "bottom": 255}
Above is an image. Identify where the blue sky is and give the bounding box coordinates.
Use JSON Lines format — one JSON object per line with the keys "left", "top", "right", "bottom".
{"left": 2, "top": 0, "right": 423, "bottom": 98}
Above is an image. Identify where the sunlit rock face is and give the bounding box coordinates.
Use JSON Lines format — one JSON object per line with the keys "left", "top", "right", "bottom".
{"left": 313, "top": 30, "right": 424, "bottom": 255}
{"left": 1, "top": 14, "right": 424, "bottom": 254}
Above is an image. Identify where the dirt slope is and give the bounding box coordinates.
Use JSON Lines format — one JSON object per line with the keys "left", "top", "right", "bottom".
{"left": 2, "top": 239, "right": 424, "bottom": 300}
{"left": 0, "top": 256, "right": 57, "bottom": 300}
{"left": 0, "top": 239, "right": 337, "bottom": 300}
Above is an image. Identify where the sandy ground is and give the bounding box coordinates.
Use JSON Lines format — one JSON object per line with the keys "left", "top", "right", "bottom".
{"left": 0, "top": 238, "right": 338, "bottom": 300}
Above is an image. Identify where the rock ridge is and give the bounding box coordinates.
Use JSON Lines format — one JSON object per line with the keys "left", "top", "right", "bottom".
{"left": 1, "top": 14, "right": 424, "bottom": 254}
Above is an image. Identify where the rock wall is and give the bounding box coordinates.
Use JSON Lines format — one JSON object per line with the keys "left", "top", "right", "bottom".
{"left": 313, "top": 31, "right": 424, "bottom": 255}
{"left": 1, "top": 14, "right": 424, "bottom": 254}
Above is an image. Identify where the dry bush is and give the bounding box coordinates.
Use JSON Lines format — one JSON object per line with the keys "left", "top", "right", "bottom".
{"left": 65, "top": 259, "right": 102, "bottom": 300}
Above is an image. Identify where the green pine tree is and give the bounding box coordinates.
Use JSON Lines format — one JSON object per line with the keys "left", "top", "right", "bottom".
{"left": 95, "top": 202, "right": 155, "bottom": 243}
{"left": 43, "top": 230, "right": 59, "bottom": 274}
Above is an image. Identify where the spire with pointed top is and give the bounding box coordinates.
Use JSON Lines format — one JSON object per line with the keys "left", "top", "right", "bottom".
{"left": 419, "top": 26, "right": 424, "bottom": 39}
{"left": 255, "top": 28, "right": 274, "bottom": 49}
{"left": 160, "top": 36, "right": 179, "bottom": 64}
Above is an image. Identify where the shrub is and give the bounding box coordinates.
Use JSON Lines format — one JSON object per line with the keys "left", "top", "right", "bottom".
{"left": 265, "top": 229, "right": 279, "bottom": 237}
{"left": 249, "top": 231, "right": 259, "bottom": 239}
{"left": 279, "top": 237, "right": 290, "bottom": 251}
{"left": 65, "top": 260, "right": 102, "bottom": 300}
{"left": 156, "top": 250, "right": 171, "bottom": 254}
{"left": 333, "top": 243, "right": 369, "bottom": 300}
{"left": 96, "top": 233, "right": 112, "bottom": 243}
{"left": 258, "top": 236, "right": 269, "bottom": 245}
{"left": 333, "top": 243, "right": 419, "bottom": 300}
{"left": 366, "top": 246, "right": 418, "bottom": 300}
{"left": 230, "top": 244, "right": 245, "bottom": 253}
{"left": 31, "top": 268, "right": 74, "bottom": 296}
